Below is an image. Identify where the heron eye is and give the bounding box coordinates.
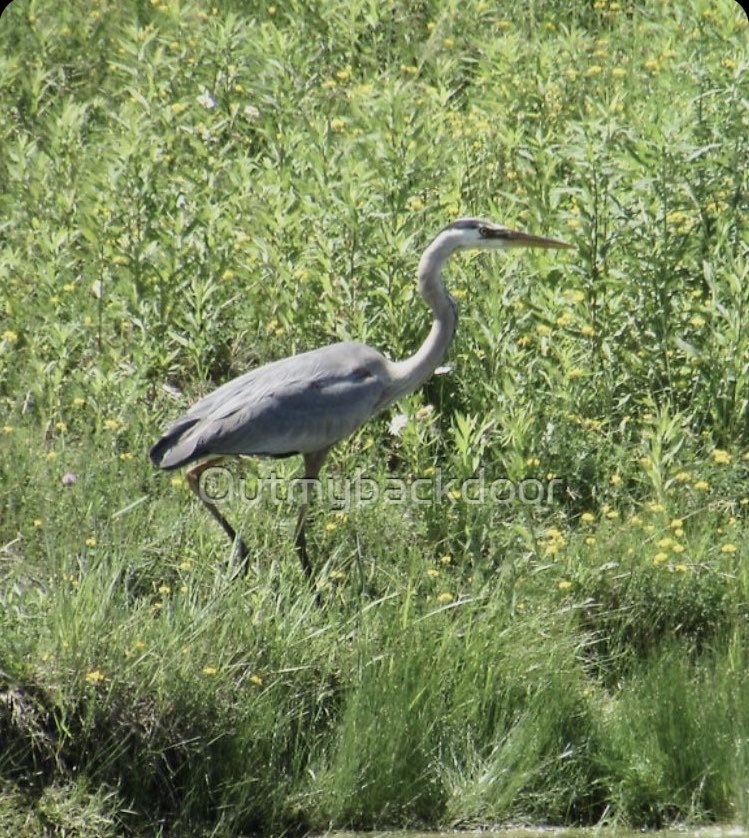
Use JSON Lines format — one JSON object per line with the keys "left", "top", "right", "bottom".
{"left": 478, "top": 225, "right": 490, "bottom": 238}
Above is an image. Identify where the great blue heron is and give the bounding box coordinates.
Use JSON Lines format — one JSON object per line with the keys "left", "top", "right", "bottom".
{"left": 150, "top": 218, "right": 571, "bottom": 579}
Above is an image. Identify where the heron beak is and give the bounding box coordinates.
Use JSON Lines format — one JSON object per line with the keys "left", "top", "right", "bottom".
{"left": 497, "top": 228, "right": 573, "bottom": 250}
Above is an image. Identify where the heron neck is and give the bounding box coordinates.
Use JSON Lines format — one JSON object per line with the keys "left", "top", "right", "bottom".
{"left": 385, "top": 238, "right": 458, "bottom": 403}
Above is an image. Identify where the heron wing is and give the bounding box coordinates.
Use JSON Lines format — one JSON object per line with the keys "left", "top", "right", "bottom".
{"left": 151, "top": 342, "right": 389, "bottom": 469}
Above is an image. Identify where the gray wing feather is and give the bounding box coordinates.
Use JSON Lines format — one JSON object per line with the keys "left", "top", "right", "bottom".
{"left": 151, "top": 342, "right": 389, "bottom": 469}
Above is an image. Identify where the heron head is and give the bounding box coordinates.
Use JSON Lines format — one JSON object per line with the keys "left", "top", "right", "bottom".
{"left": 442, "top": 218, "right": 572, "bottom": 252}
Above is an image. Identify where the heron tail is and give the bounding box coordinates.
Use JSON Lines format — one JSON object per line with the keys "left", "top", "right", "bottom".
{"left": 149, "top": 417, "right": 202, "bottom": 470}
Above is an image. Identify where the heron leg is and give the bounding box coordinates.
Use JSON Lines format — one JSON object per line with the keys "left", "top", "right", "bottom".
{"left": 293, "top": 448, "right": 330, "bottom": 583}
{"left": 186, "top": 459, "right": 249, "bottom": 570}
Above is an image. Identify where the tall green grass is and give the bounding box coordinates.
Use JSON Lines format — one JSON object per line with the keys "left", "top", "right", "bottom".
{"left": 1, "top": 0, "right": 748, "bottom": 833}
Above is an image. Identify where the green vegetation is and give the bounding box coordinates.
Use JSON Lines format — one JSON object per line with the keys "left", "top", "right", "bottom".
{"left": 1, "top": 0, "right": 748, "bottom": 833}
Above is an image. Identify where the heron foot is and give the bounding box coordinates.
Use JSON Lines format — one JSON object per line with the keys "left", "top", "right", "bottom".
{"left": 231, "top": 537, "right": 250, "bottom": 576}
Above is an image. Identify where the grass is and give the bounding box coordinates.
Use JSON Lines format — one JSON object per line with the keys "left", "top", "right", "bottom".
{"left": 1, "top": 0, "right": 748, "bottom": 834}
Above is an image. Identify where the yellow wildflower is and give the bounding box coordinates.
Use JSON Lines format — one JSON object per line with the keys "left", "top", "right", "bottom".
{"left": 2, "top": 330, "right": 18, "bottom": 343}
{"left": 667, "top": 210, "right": 691, "bottom": 232}
{"left": 437, "top": 592, "right": 454, "bottom": 604}
{"left": 558, "top": 580, "right": 573, "bottom": 590}
{"left": 653, "top": 552, "right": 668, "bottom": 564}
{"left": 250, "top": 673, "right": 263, "bottom": 686}
{"left": 581, "top": 512, "right": 595, "bottom": 523}
{"left": 202, "top": 666, "right": 218, "bottom": 676}
{"left": 85, "top": 669, "right": 105, "bottom": 684}
{"left": 694, "top": 480, "right": 710, "bottom": 491}
{"left": 720, "top": 544, "right": 737, "bottom": 554}
{"left": 712, "top": 449, "right": 731, "bottom": 465}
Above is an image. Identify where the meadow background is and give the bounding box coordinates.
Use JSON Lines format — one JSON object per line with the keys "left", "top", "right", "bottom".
{"left": 1, "top": 0, "right": 748, "bottom": 834}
